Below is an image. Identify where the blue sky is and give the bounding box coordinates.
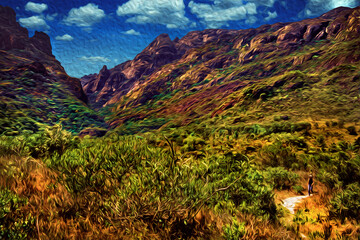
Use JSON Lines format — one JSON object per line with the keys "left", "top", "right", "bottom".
{"left": 1, "top": 0, "right": 360, "bottom": 78}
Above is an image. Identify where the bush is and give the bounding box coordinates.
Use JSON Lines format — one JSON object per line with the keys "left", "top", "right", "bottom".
{"left": 329, "top": 182, "right": 360, "bottom": 222}
{"left": 223, "top": 218, "right": 246, "bottom": 240}
{"left": 0, "top": 188, "right": 34, "bottom": 239}
{"left": 181, "top": 133, "right": 205, "bottom": 152}
{"left": 292, "top": 185, "right": 304, "bottom": 195}
{"left": 260, "top": 141, "right": 297, "bottom": 168}
{"left": 0, "top": 124, "right": 77, "bottom": 158}
{"left": 346, "top": 126, "right": 357, "bottom": 135}
{"left": 263, "top": 167, "right": 299, "bottom": 190}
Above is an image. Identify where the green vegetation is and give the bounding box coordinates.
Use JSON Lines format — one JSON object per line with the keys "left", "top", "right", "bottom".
{"left": 0, "top": 125, "right": 292, "bottom": 239}
{"left": 0, "top": 115, "right": 359, "bottom": 238}
{"left": 0, "top": 70, "right": 106, "bottom": 135}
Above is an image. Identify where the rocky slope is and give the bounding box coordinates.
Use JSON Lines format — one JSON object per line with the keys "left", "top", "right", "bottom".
{"left": 82, "top": 30, "right": 239, "bottom": 108}
{"left": 0, "top": 5, "right": 86, "bottom": 102}
{"left": 0, "top": 5, "right": 105, "bottom": 134}
{"left": 83, "top": 6, "right": 360, "bottom": 133}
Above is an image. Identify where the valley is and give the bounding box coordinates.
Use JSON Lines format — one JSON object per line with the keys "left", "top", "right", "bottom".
{"left": 0, "top": 4, "right": 360, "bottom": 239}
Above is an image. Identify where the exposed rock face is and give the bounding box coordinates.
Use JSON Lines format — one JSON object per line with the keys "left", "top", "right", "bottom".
{"left": 122, "top": 33, "right": 178, "bottom": 79}
{"left": 83, "top": 33, "right": 185, "bottom": 107}
{"left": 82, "top": 30, "right": 240, "bottom": 108}
{"left": 0, "top": 6, "right": 28, "bottom": 51}
{"left": 0, "top": 5, "right": 86, "bottom": 102}
{"left": 30, "top": 31, "right": 53, "bottom": 56}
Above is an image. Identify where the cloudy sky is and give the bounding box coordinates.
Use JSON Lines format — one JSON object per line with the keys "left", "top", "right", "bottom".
{"left": 1, "top": 0, "right": 360, "bottom": 77}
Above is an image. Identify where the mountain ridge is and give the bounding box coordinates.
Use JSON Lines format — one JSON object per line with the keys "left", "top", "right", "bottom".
{"left": 82, "top": 6, "right": 360, "bottom": 133}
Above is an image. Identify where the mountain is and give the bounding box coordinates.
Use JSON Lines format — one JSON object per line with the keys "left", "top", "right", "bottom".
{"left": 83, "top": 6, "right": 360, "bottom": 133}
{"left": 82, "top": 30, "right": 239, "bottom": 108}
{"left": 0, "top": 5, "right": 105, "bottom": 135}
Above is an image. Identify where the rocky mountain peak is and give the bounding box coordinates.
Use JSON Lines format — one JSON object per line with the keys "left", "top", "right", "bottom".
{"left": 30, "top": 31, "right": 53, "bottom": 56}
{"left": 100, "top": 65, "right": 109, "bottom": 73}
{"left": 0, "top": 5, "right": 17, "bottom": 26}
{"left": 319, "top": 6, "right": 351, "bottom": 19}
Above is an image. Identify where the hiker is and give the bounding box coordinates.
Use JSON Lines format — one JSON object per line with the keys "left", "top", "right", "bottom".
{"left": 308, "top": 173, "right": 314, "bottom": 196}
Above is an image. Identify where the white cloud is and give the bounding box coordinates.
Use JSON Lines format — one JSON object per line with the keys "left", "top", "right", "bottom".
{"left": 82, "top": 27, "right": 93, "bottom": 33}
{"left": 46, "top": 13, "right": 58, "bottom": 21}
{"left": 189, "top": 0, "right": 258, "bottom": 28}
{"left": 79, "top": 56, "right": 111, "bottom": 63}
{"left": 55, "top": 34, "right": 74, "bottom": 41}
{"left": 123, "top": 29, "right": 141, "bottom": 35}
{"left": 264, "top": 11, "right": 278, "bottom": 21}
{"left": 25, "top": 1, "right": 48, "bottom": 14}
{"left": 116, "top": 0, "right": 190, "bottom": 29}
{"left": 19, "top": 15, "right": 50, "bottom": 30}
{"left": 302, "top": 0, "right": 360, "bottom": 17}
{"left": 246, "top": 15, "right": 257, "bottom": 25}
{"left": 64, "top": 3, "right": 105, "bottom": 27}
{"left": 247, "top": 0, "right": 276, "bottom": 8}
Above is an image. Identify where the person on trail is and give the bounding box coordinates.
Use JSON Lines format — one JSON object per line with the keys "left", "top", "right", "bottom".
{"left": 308, "top": 173, "right": 314, "bottom": 196}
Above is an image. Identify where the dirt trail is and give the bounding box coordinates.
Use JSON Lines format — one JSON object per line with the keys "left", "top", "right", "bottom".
{"left": 282, "top": 195, "right": 310, "bottom": 239}
{"left": 282, "top": 195, "right": 309, "bottom": 214}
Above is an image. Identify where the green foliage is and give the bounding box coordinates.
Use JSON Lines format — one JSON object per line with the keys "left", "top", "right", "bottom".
{"left": 0, "top": 188, "right": 34, "bottom": 240}
{"left": 332, "top": 155, "right": 360, "bottom": 186}
{"left": 329, "top": 182, "right": 360, "bottom": 222}
{"left": 317, "top": 169, "right": 341, "bottom": 190}
{"left": 0, "top": 72, "right": 106, "bottom": 135}
{"left": 0, "top": 124, "right": 78, "bottom": 158}
{"left": 260, "top": 141, "right": 297, "bottom": 168}
{"left": 292, "top": 185, "right": 304, "bottom": 195}
{"left": 263, "top": 167, "right": 299, "bottom": 190}
{"left": 115, "top": 117, "right": 169, "bottom": 135}
{"left": 223, "top": 218, "right": 246, "bottom": 240}
{"left": 181, "top": 133, "right": 206, "bottom": 152}
{"left": 21, "top": 133, "right": 276, "bottom": 236}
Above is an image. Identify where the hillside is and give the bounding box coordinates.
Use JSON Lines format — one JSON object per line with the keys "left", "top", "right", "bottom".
{"left": 0, "top": 5, "right": 106, "bottom": 134}
{"left": 83, "top": 6, "right": 360, "bottom": 135}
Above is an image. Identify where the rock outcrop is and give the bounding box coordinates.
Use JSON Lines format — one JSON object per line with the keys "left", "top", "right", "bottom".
{"left": 0, "top": 5, "right": 87, "bottom": 102}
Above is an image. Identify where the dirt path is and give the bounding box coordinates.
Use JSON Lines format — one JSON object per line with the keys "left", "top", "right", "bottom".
{"left": 282, "top": 195, "right": 310, "bottom": 239}
{"left": 282, "top": 195, "right": 309, "bottom": 214}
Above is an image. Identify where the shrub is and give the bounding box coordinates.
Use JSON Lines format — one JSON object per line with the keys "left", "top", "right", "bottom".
{"left": 0, "top": 188, "right": 34, "bottom": 239}
{"left": 223, "top": 218, "right": 246, "bottom": 240}
{"left": 292, "top": 185, "right": 305, "bottom": 194}
{"left": 263, "top": 167, "right": 299, "bottom": 190}
{"left": 181, "top": 133, "right": 205, "bottom": 152}
{"left": 317, "top": 169, "right": 341, "bottom": 191}
{"left": 0, "top": 125, "right": 77, "bottom": 158}
{"left": 329, "top": 182, "right": 360, "bottom": 222}
{"left": 260, "top": 141, "right": 297, "bottom": 168}
{"left": 346, "top": 126, "right": 357, "bottom": 135}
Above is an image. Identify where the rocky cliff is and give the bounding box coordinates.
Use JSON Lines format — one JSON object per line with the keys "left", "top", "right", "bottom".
{"left": 0, "top": 5, "right": 86, "bottom": 102}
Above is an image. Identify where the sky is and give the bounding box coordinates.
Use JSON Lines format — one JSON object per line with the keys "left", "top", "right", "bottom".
{"left": 1, "top": 0, "right": 360, "bottom": 78}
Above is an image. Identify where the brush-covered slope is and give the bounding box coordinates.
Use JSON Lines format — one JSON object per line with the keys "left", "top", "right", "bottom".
{"left": 0, "top": 5, "right": 106, "bottom": 135}
{"left": 84, "top": 6, "right": 360, "bottom": 134}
